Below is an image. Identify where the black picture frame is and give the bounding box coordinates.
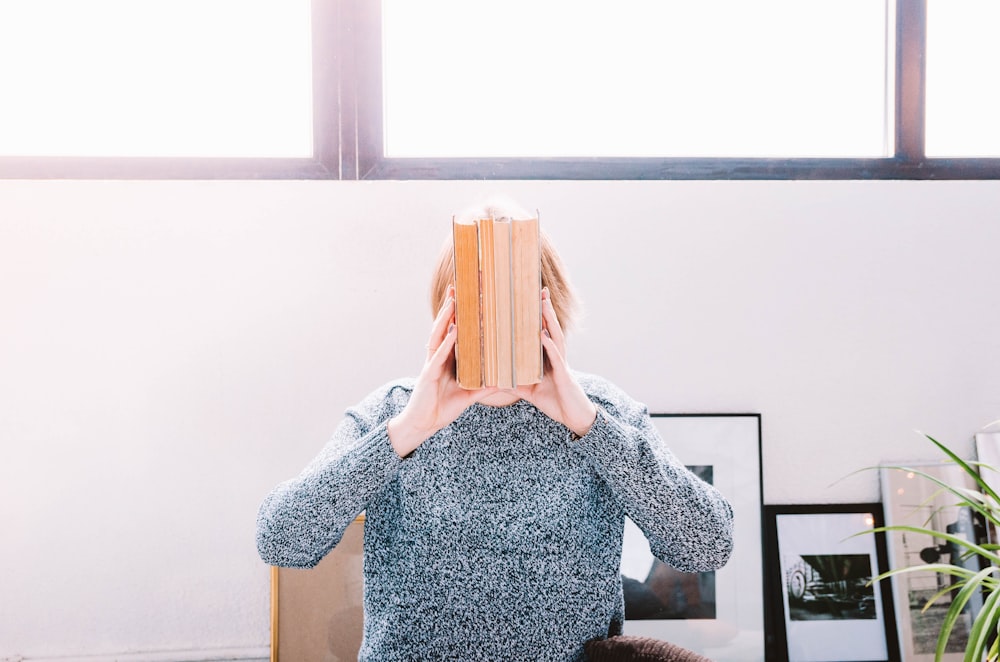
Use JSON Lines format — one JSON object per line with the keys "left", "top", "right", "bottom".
{"left": 763, "top": 504, "right": 901, "bottom": 662}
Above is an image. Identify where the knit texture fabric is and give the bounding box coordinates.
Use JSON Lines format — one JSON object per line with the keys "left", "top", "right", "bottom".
{"left": 256, "top": 373, "right": 734, "bottom": 662}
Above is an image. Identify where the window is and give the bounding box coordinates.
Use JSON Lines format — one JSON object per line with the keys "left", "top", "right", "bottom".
{"left": 382, "top": 1, "right": 891, "bottom": 159}
{"left": 925, "top": 0, "right": 1000, "bottom": 157}
{"left": 0, "top": 0, "right": 331, "bottom": 178}
{"left": 1, "top": 0, "right": 998, "bottom": 179}
{"left": 0, "top": 0, "right": 312, "bottom": 159}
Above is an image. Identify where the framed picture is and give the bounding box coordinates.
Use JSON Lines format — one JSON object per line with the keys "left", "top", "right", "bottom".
{"left": 621, "top": 413, "right": 763, "bottom": 662}
{"left": 763, "top": 504, "right": 901, "bottom": 662}
{"left": 975, "top": 431, "right": 1000, "bottom": 479}
{"left": 880, "top": 461, "right": 986, "bottom": 661}
{"left": 975, "top": 431, "right": 1000, "bottom": 546}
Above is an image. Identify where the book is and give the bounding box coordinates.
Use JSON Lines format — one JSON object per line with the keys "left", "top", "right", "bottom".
{"left": 453, "top": 219, "right": 483, "bottom": 388}
{"left": 452, "top": 213, "right": 542, "bottom": 389}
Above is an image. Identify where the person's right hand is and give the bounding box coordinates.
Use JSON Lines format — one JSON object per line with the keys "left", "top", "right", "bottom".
{"left": 387, "top": 287, "right": 497, "bottom": 457}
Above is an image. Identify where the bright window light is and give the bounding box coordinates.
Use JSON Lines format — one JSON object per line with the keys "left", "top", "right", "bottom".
{"left": 925, "top": 0, "right": 1000, "bottom": 157}
{"left": 0, "top": 0, "right": 313, "bottom": 158}
{"left": 382, "top": 0, "right": 891, "bottom": 158}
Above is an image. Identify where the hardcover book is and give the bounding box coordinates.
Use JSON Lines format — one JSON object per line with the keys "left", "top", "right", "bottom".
{"left": 452, "top": 213, "right": 542, "bottom": 389}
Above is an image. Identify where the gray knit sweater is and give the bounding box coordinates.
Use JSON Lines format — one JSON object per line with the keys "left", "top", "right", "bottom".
{"left": 256, "top": 373, "right": 734, "bottom": 662}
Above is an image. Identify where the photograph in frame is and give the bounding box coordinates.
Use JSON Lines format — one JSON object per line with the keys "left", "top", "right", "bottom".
{"left": 621, "top": 414, "right": 763, "bottom": 662}
{"left": 763, "top": 504, "right": 900, "bottom": 662}
{"left": 880, "top": 462, "right": 985, "bottom": 662}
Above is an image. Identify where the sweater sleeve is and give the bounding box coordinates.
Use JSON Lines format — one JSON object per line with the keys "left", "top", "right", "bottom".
{"left": 255, "top": 382, "right": 410, "bottom": 568}
{"left": 572, "top": 385, "right": 735, "bottom": 573}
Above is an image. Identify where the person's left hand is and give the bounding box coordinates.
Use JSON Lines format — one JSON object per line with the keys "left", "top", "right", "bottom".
{"left": 514, "top": 287, "right": 597, "bottom": 438}
{"left": 387, "top": 285, "right": 499, "bottom": 457}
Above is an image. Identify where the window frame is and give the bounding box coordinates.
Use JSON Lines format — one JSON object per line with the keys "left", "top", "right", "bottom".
{"left": 0, "top": 0, "right": 342, "bottom": 180}
{"left": 2, "top": 0, "right": 999, "bottom": 180}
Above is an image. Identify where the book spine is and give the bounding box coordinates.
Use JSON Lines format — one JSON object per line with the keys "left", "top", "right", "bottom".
{"left": 512, "top": 217, "right": 542, "bottom": 386}
{"left": 452, "top": 219, "right": 482, "bottom": 389}
{"left": 493, "top": 219, "right": 514, "bottom": 389}
{"left": 478, "top": 217, "right": 498, "bottom": 388}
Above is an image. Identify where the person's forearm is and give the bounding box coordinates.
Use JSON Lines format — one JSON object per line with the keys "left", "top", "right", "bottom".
{"left": 387, "top": 409, "right": 437, "bottom": 458}
{"left": 256, "top": 422, "right": 402, "bottom": 568}
{"left": 573, "top": 410, "right": 734, "bottom": 572}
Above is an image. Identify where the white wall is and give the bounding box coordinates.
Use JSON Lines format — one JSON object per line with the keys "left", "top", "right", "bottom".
{"left": 1, "top": 180, "right": 998, "bottom": 659}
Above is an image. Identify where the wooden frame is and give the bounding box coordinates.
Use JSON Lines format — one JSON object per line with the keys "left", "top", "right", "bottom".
{"left": 763, "top": 503, "right": 901, "bottom": 662}
{"left": 270, "top": 515, "right": 366, "bottom": 662}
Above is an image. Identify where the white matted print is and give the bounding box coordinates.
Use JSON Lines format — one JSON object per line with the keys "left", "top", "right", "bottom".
{"left": 621, "top": 414, "right": 763, "bottom": 662}
{"left": 766, "top": 507, "right": 899, "bottom": 662}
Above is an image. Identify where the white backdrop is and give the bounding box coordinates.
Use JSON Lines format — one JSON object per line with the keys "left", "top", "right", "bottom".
{"left": 1, "top": 179, "right": 999, "bottom": 659}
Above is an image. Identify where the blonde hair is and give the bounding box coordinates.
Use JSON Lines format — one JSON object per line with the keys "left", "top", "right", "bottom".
{"left": 430, "top": 199, "right": 580, "bottom": 332}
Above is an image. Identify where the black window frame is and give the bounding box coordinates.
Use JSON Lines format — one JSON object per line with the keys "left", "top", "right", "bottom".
{"left": 3, "top": 0, "right": 999, "bottom": 180}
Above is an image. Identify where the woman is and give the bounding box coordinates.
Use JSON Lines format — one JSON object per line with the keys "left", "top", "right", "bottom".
{"left": 256, "top": 200, "right": 734, "bottom": 662}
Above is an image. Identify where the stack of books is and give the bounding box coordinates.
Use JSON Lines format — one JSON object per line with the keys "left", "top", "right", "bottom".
{"left": 452, "top": 213, "right": 542, "bottom": 389}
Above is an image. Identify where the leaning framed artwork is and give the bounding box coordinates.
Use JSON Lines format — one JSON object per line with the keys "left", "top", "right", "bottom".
{"left": 975, "top": 430, "right": 1000, "bottom": 545}
{"left": 621, "top": 413, "right": 763, "bottom": 662}
{"left": 270, "top": 516, "right": 365, "bottom": 662}
{"left": 763, "top": 503, "right": 901, "bottom": 662}
{"left": 880, "top": 461, "right": 985, "bottom": 662}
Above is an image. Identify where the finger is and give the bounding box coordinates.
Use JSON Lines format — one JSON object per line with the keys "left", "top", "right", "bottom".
{"left": 427, "top": 322, "right": 458, "bottom": 374}
{"left": 540, "top": 328, "right": 568, "bottom": 376}
{"left": 426, "top": 297, "right": 455, "bottom": 359}
{"left": 433, "top": 293, "right": 454, "bottom": 328}
{"left": 540, "top": 288, "right": 567, "bottom": 354}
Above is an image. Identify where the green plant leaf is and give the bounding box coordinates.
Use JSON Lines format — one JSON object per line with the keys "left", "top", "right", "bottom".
{"left": 853, "top": 432, "right": 1000, "bottom": 662}
{"left": 868, "top": 562, "right": 988, "bottom": 602}
{"left": 925, "top": 581, "right": 970, "bottom": 613}
{"left": 937, "top": 566, "right": 995, "bottom": 660}
{"left": 869, "top": 524, "right": 1000, "bottom": 566}
{"left": 923, "top": 432, "right": 1000, "bottom": 505}
{"left": 964, "top": 581, "right": 1000, "bottom": 662}
{"left": 869, "top": 561, "right": 977, "bottom": 583}
{"left": 879, "top": 463, "right": 998, "bottom": 532}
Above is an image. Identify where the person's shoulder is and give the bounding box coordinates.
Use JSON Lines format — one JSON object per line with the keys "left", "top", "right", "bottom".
{"left": 349, "top": 377, "right": 416, "bottom": 420}
{"left": 572, "top": 371, "right": 646, "bottom": 417}
{"left": 380, "top": 376, "right": 417, "bottom": 402}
